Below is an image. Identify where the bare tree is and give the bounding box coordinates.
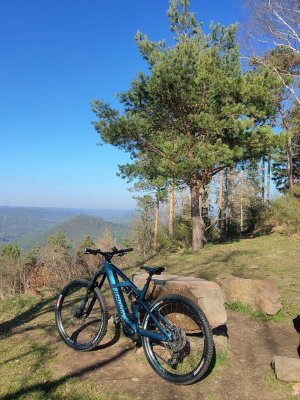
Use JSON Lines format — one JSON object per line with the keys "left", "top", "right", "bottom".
{"left": 244, "top": 0, "right": 300, "bottom": 104}
{"left": 267, "top": 157, "right": 271, "bottom": 201}
{"left": 217, "top": 171, "right": 224, "bottom": 230}
{"left": 168, "top": 178, "right": 175, "bottom": 236}
{"left": 261, "top": 156, "right": 266, "bottom": 203}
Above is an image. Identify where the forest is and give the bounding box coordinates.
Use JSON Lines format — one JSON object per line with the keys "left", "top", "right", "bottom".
{"left": 92, "top": 0, "right": 300, "bottom": 252}
{"left": 0, "top": 0, "right": 299, "bottom": 299}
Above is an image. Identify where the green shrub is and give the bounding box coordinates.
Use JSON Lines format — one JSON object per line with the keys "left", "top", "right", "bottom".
{"left": 268, "top": 193, "right": 300, "bottom": 234}
{"left": 246, "top": 199, "right": 271, "bottom": 235}
{"left": 157, "top": 216, "right": 192, "bottom": 252}
{"left": 173, "top": 216, "right": 192, "bottom": 248}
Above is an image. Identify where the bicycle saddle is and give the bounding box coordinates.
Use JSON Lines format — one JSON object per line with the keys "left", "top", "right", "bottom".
{"left": 140, "top": 266, "right": 165, "bottom": 276}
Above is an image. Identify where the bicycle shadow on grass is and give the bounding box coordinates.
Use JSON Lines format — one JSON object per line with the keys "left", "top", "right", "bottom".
{"left": 0, "top": 295, "right": 56, "bottom": 338}
{"left": 94, "top": 321, "right": 122, "bottom": 350}
{"left": 0, "top": 345, "right": 134, "bottom": 400}
{"left": 68, "top": 319, "right": 122, "bottom": 351}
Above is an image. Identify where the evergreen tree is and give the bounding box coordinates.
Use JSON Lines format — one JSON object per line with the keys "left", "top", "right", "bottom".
{"left": 0, "top": 243, "right": 21, "bottom": 261}
{"left": 273, "top": 105, "right": 300, "bottom": 191}
{"left": 78, "top": 236, "right": 95, "bottom": 253}
{"left": 92, "top": 0, "right": 281, "bottom": 250}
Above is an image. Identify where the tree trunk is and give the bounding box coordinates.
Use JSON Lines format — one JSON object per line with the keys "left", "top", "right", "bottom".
{"left": 240, "top": 181, "right": 243, "bottom": 233}
{"left": 169, "top": 179, "right": 174, "bottom": 236}
{"left": 267, "top": 158, "right": 271, "bottom": 202}
{"left": 223, "top": 168, "right": 228, "bottom": 237}
{"left": 190, "top": 184, "right": 204, "bottom": 251}
{"left": 279, "top": 105, "right": 293, "bottom": 191}
{"left": 261, "top": 157, "right": 265, "bottom": 204}
{"left": 218, "top": 171, "right": 223, "bottom": 230}
{"left": 153, "top": 198, "right": 159, "bottom": 252}
{"left": 287, "top": 136, "right": 294, "bottom": 191}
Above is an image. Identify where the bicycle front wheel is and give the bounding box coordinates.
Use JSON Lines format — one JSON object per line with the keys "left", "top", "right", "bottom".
{"left": 55, "top": 279, "right": 108, "bottom": 351}
{"left": 141, "top": 295, "right": 214, "bottom": 385}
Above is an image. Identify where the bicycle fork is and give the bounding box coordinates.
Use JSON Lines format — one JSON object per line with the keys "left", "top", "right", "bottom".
{"left": 74, "top": 274, "right": 106, "bottom": 319}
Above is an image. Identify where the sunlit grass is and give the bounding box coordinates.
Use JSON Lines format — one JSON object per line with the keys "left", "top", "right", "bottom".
{"left": 150, "top": 234, "right": 300, "bottom": 322}
{"left": 0, "top": 294, "right": 134, "bottom": 400}
{"left": 263, "top": 371, "right": 295, "bottom": 400}
{"left": 0, "top": 234, "right": 299, "bottom": 399}
{"left": 225, "top": 300, "right": 298, "bottom": 323}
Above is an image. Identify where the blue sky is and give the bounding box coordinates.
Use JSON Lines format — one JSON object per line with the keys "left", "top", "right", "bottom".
{"left": 0, "top": 0, "right": 243, "bottom": 209}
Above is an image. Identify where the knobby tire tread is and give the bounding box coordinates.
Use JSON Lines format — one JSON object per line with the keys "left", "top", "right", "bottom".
{"left": 55, "top": 279, "right": 108, "bottom": 351}
{"left": 141, "top": 294, "right": 214, "bottom": 385}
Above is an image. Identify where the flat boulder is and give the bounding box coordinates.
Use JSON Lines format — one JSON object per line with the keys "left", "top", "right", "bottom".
{"left": 132, "top": 272, "right": 227, "bottom": 329}
{"left": 272, "top": 356, "right": 300, "bottom": 382}
{"left": 216, "top": 274, "right": 282, "bottom": 315}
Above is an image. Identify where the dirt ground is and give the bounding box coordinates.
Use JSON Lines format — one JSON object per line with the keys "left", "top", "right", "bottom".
{"left": 51, "top": 310, "right": 300, "bottom": 400}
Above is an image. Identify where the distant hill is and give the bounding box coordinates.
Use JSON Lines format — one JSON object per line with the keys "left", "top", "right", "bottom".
{"left": 18, "top": 215, "right": 128, "bottom": 250}
{"left": 0, "top": 207, "right": 133, "bottom": 248}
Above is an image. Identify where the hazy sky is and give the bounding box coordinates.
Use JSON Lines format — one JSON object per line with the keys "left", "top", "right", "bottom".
{"left": 0, "top": 0, "right": 243, "bottom": 209}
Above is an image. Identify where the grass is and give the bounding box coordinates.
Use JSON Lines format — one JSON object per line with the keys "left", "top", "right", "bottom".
{"left": 225, "top": 300, "right": 298, "bottom": 323}
{"left": 214, "top": 351, "right": 228, "bottom": 369}
{"left": 0, "top": 295, "right": 135, "bottom": 400}
{"left": 0, "top": 293, "right": 38, "bottom": 318}
{"left": 205, "top": 395, "right": 222, "bottom": 400}
{"left": 0, "top": 234, "right": 299, "bottom": 399}
{"left": 148, "top": 234, "right": 300, "bottom": 322}
{"left": 264, "top": 371, "right": 299, "bottom": 400}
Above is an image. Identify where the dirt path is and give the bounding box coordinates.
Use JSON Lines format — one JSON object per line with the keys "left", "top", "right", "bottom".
{"left": 51, "top": 310, "right": 300, "bottom": 400}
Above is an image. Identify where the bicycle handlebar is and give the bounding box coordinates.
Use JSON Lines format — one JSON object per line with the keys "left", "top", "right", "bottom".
{"left": 84, "top": 247, "right": 133, "bottom": 258}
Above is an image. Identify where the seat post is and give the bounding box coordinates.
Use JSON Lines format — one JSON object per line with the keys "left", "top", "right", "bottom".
{"left": 139, "top": 266, "right": 165, "bottom": 300}
{"left": 141, "top": 274, "right": 152, "bottom": 301}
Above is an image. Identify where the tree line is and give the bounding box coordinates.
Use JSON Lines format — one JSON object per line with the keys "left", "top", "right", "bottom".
{"left": 0, "top": 230, "right": 115, "bottom": 299}
{"left": 92, "top": 0, "right": 300, "bottom": 251}
{"left": 1, "top": 0, "right": 299, "bottom": 298}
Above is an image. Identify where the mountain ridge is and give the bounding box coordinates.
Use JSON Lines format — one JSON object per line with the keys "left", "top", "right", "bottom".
{"left": 0, "top": 207, "right": 133, "bottom": 249}
{"left": 18, "top": 215, "right": 129, "bottom": 250}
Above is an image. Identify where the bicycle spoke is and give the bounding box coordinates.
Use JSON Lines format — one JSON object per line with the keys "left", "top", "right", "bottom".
{"left": 142, "top": 296, "right": 213, "bottom": 383}
{"left": 60, "top": 286, "right": 102, "bottom": 345}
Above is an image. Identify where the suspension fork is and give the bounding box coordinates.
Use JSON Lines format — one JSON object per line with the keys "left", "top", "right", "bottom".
{"left": 77, "top": 273, "right": 106, "bottom": 318}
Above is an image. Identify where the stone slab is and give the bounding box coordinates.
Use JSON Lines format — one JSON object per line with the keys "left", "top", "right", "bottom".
{"left": 132, "top": 272, "right": 227, "bottom": 329}
{"left": 272, "top": 355, "right": 300, "bottom": 382}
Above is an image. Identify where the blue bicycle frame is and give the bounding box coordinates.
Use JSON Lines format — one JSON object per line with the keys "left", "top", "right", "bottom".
{"left": 93, "top": 259, "right": 172, "bottom": 343}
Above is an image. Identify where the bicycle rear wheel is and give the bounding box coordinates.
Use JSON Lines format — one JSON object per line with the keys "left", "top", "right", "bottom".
{"left": 141, "top": 295, "right": 213, "bottom": 385}
{"left": 55, "top": 279, "right": 108, "bottom": 351}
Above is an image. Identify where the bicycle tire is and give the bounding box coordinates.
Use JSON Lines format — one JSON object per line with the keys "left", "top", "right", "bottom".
{"left": 55, "top": 279, "right": 108, "bottom": 351}
{"left": 141, "top": 295, "right": 214, "bottom": 385}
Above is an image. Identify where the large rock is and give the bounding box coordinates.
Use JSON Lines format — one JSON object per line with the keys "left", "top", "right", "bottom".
{"left": 132, "top": 272, "right": 227, "bottom": 329}
{"left": 216, "top": 274, "right": 282, "bottom": 315}
{"left": 272, "top": 356, "right": 300, "bottom": 382}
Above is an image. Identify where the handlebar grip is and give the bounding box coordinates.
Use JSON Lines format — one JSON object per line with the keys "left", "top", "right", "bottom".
{"left": 123, "top": 248, "right": 133, "bottom": 252}
{"left": 84, "top": 248, "right": 99, "bottom": 255}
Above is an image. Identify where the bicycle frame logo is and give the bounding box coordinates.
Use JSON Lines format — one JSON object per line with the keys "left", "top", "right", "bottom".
{"left": 104, "top": 261, "right": 137, "bottom": 332}
{"left": 111, "top": 287, "right": 127, "bottom": 319}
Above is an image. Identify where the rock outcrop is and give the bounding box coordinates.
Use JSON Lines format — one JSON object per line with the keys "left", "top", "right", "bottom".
{"left": 132, "top": 272, "right": 227, "bottom": 329}
{"left": 272, "top": 356, "right": 300, "bottom": 382}
{"left": 216, "top": 274, "right": 282, "bottom": 315}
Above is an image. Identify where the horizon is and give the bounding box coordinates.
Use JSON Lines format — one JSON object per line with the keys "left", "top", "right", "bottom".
{"left": 0, "top": 0, "right": 243, "bottom": 209}
{"left": 0, "top": 205, "right": 134, "bottom": 211}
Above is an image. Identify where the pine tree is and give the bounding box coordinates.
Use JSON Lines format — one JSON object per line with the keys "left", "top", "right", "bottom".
{"left": 92, "top": 0, "right": 281, "bottom": 250}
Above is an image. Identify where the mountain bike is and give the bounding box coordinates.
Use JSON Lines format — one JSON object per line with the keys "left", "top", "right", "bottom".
{"left": 55, "top": 247, "right": 214, "bottom": 385}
